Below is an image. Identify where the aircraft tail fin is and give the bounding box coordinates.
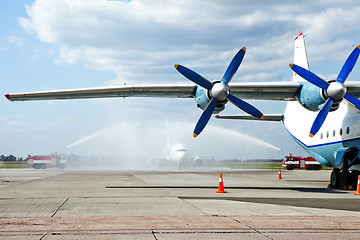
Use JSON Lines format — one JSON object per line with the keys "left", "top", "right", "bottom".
{"left": 293, "top": 32, "right": 309, "bottom": 82}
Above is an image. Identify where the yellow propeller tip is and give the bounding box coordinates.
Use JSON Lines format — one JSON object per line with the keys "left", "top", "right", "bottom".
{"left": 309, "top": 133, "right": 314, "bottom": 137}
{"left": 357, "top": 45, "right": 360, "bottom": 50}
{"left": 260, "top": 115, "right": 265, "bottom": 120}
{"left": 174, "top": 64, "right": 179, "bottom": 69}
{"left": 289, "top": 63, "right": 294, "bottom": 68}
{"left": 193, "top": 133, "right": 198, "bottom": 138}
{"left": 241, "top": 47, "right": 246, "bottom": 51}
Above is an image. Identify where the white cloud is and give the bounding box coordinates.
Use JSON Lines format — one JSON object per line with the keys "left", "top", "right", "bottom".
{"left": 18, "top": 0, "right": 360, "bottom": 86}
{"left": 19, "top": 1, "right": 360, "bottom": 86}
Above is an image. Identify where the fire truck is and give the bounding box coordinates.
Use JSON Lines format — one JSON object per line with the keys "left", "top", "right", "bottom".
{"left": 282, "top": 154, "right": 322, "bottom": 170}
{"left": 26, "top": 154, "right": 67, "bottom": 169}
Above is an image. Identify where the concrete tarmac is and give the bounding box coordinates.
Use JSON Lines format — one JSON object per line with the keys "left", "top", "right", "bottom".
{"left": 1, "top": 168, "right": 360, "bottom": 239}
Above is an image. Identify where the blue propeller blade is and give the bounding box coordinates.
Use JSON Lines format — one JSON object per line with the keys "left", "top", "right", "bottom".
{"left": 336, "top": 45, "right": 360, "bottom": 83}
{"left": 344, "top": 93, "right": 360, "bottom": 110}
{"left": 309, "top": 98, "right": 333, "bottom": 137}
{"left": 174, "top": 64, "right": 213, "bottom": 90}
{"left": 221, "top": 47, "right": 246, "bottom": 85}
{"left": 193, "top": 98, "right": 218, "bottom": 137}
{"left": 227, "top": 94, "right": 264, "bottom": 119}
{"left": 289, "top": 64, "right": 329, "bottom": 90}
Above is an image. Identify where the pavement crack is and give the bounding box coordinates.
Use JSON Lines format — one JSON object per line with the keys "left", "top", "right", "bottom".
{"left": 39, "top": 232, "right": 48, "bottom": 240}
{"left": 51, "top": 197, "right": 69, "bottom": 218}
{"left": 152, "top": 230, "right": 159, "bottom": 240}
{"left": 179, "top": 197, "right": 208, "bottom": 216}
{"left": 232, "top": 218, "right": 273, "bottom": 240}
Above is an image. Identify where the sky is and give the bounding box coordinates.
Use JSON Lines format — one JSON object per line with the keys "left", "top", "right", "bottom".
{"left": 1, "top": 0, "right": 360, "bottom": 161}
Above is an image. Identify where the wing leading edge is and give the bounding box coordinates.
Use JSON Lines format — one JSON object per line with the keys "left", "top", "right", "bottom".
{"left": 5, "top": 82, "right": 302, "bottom": 102}
{"left": 215, "top": 114, "right": 284, "bottom": 121}
{"left": 5, "top": 84, "right": 196, "bottom": 101}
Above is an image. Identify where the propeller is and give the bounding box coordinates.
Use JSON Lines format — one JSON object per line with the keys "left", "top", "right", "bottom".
{"left": 290, "top": 45, "right": 360, "bottom": 137}
{"left": 175, "top": 47, "right": 264, "bottom": 137}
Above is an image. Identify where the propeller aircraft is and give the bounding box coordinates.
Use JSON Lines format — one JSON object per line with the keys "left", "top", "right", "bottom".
{"left": 5, "top": 33, "right": 360, "bottom": 189}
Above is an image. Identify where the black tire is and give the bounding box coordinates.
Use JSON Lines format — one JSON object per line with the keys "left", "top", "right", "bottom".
{"left": 350, "top": 170, "right": 360, "bottom": 189}
{"left": 286, "top": 165, "right": 294, "bottom": 170}
{"left": 330, "top": 168, "right": 340, "bottom": 188}
{"left": 339, "top": 169, "right": 350, "bottom": 189}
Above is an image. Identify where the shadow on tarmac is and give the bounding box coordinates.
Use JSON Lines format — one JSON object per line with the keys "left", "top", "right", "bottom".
{"left": 179, "top": 196, "right": 360, "bottom": 212}
{"left": 106, "top": 185, "right": 347, "bottom": 193}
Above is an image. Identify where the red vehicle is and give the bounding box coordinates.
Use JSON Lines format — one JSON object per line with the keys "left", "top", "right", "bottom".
{"left": 282, "top": 154, "right": 322, "bottom": 170}
{"left": 26, "top": 154, "right": 67, "bottom": 169}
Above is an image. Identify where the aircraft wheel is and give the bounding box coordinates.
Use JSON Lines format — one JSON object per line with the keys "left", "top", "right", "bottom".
{"left": 350, "top": 170, "right": 360, "bottom": 189}
{"left": 339, "top": 169, "right": 350, "bottom": 189}
{"left": 330, "top": 168, "right": 340, "bottom": 188}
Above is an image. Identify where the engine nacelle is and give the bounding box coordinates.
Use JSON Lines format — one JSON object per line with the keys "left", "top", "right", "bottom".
{"left": 296, "top": 82, "right": 342, "bottom": 112}
{"left": 296, "top": 82, "right": 326, "bottom": 111}
{"left": 194, "top": 84, "right": 225, "bottom": 114}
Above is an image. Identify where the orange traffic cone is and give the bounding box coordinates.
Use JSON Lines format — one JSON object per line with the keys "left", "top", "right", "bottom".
{"left": 278, "top": 169, "right": 282, "bottom": 179}
{"left": 354, "top": 175, "right": 360, "bottom": 195}
{"left": 216, "top": 173, "right": 227, "bottom": 193}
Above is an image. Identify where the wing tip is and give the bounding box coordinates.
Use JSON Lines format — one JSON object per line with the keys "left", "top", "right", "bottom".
{"left": 215, "top": 115, "right": 219, "bottom": 118}
{"left": 5, "top": 94, "right": 13, "bottom": 102}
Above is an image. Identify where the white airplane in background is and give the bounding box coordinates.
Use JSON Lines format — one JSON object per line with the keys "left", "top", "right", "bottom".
{"left": 148, "top": 123, "right": 190, "bottom": 169}
{"left": 6, "top": 33, "right": 360, "bottom": 189}
{"left": 148, "top": 143, "right": 190, "bottom": 169}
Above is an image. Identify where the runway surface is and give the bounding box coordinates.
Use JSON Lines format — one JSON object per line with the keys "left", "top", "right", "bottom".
{"left": 1, "top": 168, "right": 360, "bottom": 239}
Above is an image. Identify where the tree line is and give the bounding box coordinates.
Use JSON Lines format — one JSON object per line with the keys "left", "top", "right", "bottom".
{"left": 0, "top": 155, "right": 24, "bottom": 162}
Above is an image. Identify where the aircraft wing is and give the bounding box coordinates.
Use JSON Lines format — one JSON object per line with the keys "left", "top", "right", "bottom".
{"left": 5, "top": 82, "right": 301, "bottom": 102}
{"left": 5, "top": 84, "right": 196, "bottom": 101}
{"left": 215, "top": 114, "right": 284, "bottom": 121}
{"left": 344, "top": 81, "right": 360, "bottom": 98}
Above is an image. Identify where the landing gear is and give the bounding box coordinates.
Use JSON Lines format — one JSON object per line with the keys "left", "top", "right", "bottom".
{"left": 178, "top": 161, "right": 189, "bottom": 170}
{"left": 331, "top": 147, "right": 360, "bottom": 189}
{"left": 339, "top": 169, "right": 350, "bottom": 189}
{"left": 350, "top": 170, "right": 360, "bottom": 189}
{"left": 330, "top": 168, "right": 359, "bottom": 189}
